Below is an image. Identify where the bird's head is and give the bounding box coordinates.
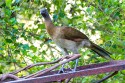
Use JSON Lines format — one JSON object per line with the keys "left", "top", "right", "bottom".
{"left": 40, "top": 8, "right": 49, "bottom": 18}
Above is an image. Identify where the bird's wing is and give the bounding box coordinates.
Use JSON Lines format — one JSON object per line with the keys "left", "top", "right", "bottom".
{"left": 60, "top": 27, "right": 89, "bottom": 42}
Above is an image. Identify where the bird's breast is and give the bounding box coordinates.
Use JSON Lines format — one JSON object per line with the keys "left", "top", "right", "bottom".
{"left": 52, "top": 38, "right": 81, "bottom": 51}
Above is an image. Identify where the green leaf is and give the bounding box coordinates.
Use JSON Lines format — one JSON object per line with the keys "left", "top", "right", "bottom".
{"left": 10, "top": 17, "right": 17, "bottom": 25}
{"left": 112, "top": 44, "right": 117, "bottom": 49}
{"left": 86, "top": 7, "right": 91, "bottom": 13}
{"left": 104, "top": 8, "right": 108, "bottom": 13}
{"left": 38, "top": 24, "right": 45, "bottom": 28}
{"left": 40, "top": 34, "right": 44, "bottom": 39}
{"left": 12, "top": 59, "right": 16, "bottom": 63}
{"left": 5, "top": 0, "right": 12, "bottom": 7}
{"left": 14, "top": 50, "right": 20, "bottom": 53}
{"left": 5, "top": 39, "right": 13, "bottom": 43}
{"left": 59, "top": 12, "right": 65, "bottom": 18}
{"left": 30, "top": 45, "right": 37, "bottom": 52}
{"left": 22, "top": 44, "right": 29, "bottom": 50}
{"left": 15, "top": 0, "right": 21, "bottom": 3}
{"left": 0, "top": 48, "right": 4, "bottom": 50}
{"left": 113, "top": 12, "right": 120, "bottom": 18}
{"left": 13, "top": 6, "right": 21, "bottom": 11}
{"left": 61, "top": 17, "right": 69, "bottom": 25}
{"left": 4, "top": 8, "right": 11, "bottom": 17}
{"left": 21, "top": 50, "right": 27, "bottom": 55}
{"left": 0, "top": 1, "right": 4, "bottom": 6}
{"left": 53, "top": 14, "right": 58, "bottom": 21}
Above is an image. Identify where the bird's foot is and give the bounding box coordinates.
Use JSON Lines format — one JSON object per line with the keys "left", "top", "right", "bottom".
{"left": 72, "top": 66, "right": 77, "bottom": 72}
{"left": 58, "top": 67, "right": 65, "bottom": 74}
{"left": 71, "top": 59, "right": 79, "bottom": 72}
{"left": 71, "top": 68, "right": 77, "bottom": 73}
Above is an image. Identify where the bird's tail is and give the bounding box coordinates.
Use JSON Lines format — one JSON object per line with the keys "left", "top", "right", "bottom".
{"left": 91, "top": 42, "right": 113, "bottom": 60}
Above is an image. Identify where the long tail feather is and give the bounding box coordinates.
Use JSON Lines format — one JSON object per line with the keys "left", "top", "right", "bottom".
{"left": 91, "top": 42, "right": 113, "bottom": 60}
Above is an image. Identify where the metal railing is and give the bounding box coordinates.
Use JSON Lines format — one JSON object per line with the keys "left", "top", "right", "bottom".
{"left": 7, "top": 60, "right": 125, "bottom": 83}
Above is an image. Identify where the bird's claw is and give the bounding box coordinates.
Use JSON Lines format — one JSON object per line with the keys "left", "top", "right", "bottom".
{"left": 72, "top": 69, "right": 76, "bottom": 72}
{"left": 71, "top": 66, "right": 77, "bottom": 72}
{"left": 72, "top": 58, "right": 79, "bottom": 72}
{"left": 58, "top": 68, "right": 65, "bottom": 74}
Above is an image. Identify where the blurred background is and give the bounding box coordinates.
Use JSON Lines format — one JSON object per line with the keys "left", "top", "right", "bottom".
{"left": 0, "top": 0, "right": 125, "bottom": 83}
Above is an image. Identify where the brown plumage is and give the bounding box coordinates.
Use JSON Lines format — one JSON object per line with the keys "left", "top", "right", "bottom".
{"left": 40, "top": 8, "right": 117, "bottom": 83}
{"left": 40, "top": 8, "right": 111, "bottom": 60}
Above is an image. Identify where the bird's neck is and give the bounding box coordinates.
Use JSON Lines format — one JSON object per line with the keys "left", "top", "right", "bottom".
{"left": 44, "top": 16, "right": 55, "bottom": 37}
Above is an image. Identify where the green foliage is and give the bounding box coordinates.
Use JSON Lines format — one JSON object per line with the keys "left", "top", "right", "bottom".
{"left": 0, "top": 0, "right": 125, "bottom": 82}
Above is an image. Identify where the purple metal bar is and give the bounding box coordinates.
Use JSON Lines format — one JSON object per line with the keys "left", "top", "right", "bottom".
{"left": 7, "top": 60, "right": 125, "bottom": 83}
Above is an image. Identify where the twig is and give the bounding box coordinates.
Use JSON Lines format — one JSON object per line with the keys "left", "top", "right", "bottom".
{"left": 65, "top": 78, "right": 72, "bottom": 83}
{"left": 11, "top": 54, "right": 76, "bottom": 75}
{"left": 25, "top": 54, "right": 80, "bottom": 78}
{"left": 96, "top": 71, "right": 118, "bottom": 83}
{"left": 0, "top": 74, "right": 19, "bottom": 81}
{"left": 0, "top": 54, "right": 80, "bottom": 82}
{"left": 11, "top": 58, "right": 62, "bottom": 75}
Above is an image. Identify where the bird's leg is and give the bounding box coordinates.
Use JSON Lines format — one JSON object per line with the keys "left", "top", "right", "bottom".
{"left": 72, "top": 58, "right": 79, "bottom": 72}
{"left": 64, "top": 51, "right": 79, "bottom": 83}
{"left": 58, "top": 48, "right": 69, "bottom": 74}
{"left": 72, "top": 50, "right": 79, "bottom": 72}
{"left": 58, "top": 64, "right": 65, "bottom": 73}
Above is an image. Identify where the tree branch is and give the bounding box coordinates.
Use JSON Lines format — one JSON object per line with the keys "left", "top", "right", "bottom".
{"left": 11, "top": 57, "right": 62, "bottom": 75}
{"left": 0, "top": 74, "right": 19, "bottom": 81}
{"left": 25, "top": 54, "right": 80, "bottom": 78}
{"left": 0, "top": 54, "right": 80, "bottom": 82}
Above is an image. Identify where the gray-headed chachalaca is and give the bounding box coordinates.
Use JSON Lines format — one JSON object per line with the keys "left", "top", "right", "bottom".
{"left": 40, "top": 8, "right": 117, "bottom": 83}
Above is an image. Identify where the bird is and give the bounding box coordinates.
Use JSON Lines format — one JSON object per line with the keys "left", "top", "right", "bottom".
{"left": 40, "top": 8, "right": 117, "bottom": 82}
